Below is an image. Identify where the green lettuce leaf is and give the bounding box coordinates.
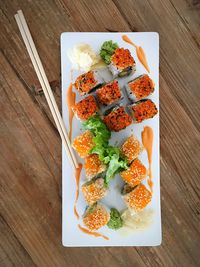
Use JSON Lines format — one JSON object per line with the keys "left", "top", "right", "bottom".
{"left": 83, "top": 114, "right": 111, "bottom": 145}
{"left": 105, "top": 146, "right": 128, "bottom": 185}
{"left": 83, "top": 115, "right": 128, "bottom": 185}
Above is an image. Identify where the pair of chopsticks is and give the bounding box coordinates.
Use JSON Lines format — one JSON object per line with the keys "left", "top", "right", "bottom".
{"left": 15, "top": 10, "right": 78, "bottom": 169}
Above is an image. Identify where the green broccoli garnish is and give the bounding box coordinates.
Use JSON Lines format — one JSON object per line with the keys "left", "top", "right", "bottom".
{"left": 100, "top": 40, "right": 118, "bottom": 64}
{"left": 107, "top": 208, "right": 123, "bottom": 230}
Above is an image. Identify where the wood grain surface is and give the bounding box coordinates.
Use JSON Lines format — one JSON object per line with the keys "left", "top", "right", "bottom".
{"left": 0, "top": 0, "right": 200, "bottom": 266}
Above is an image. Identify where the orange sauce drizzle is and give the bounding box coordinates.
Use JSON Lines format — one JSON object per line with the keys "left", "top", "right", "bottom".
{"left": 66, "top": 82, "right": 76, "bottom": 142}
{"left": 122, "top": 35, "right": 137, "bottom": 47}
{"left": 78, "top": 224, "right": 109, "bottom": 240}
{"left": 73, "top": 163, "right": 83, "bottom": 219}
{"left": 137, "top": 46, "right": 150, "bottom": 73}
{"left": 122, "top": 34, "right": 150, "bottom": 73}
{"left": 142, "top": 126, "right": 154, "bottom": 192}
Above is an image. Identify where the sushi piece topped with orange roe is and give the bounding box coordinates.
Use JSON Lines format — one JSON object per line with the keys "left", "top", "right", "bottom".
{"left": 84, "top": 154, "right": 107, "bottom": 179}
{"left": 120, "top": 158, "right": 147, "bottom": 187}
{"left": 72, "top": 131, "right": 95, "bottom": 158}
{"left": 121, "top": 135, "right": 143, "bottom": 163}
{"left": 112, "top": 48, "right": 135, "bottom": 69}
{"left": 109, "top": 48, "right": 136, "bottom": 78}
{"left": 125, "top": 74, "right": 155, "bottom": 101}
{"left": 74, "top": 70, "right": 104, "bottom": 96}
{"left": 122, "top": 184, "right": 152, "bottom": 214}
{"left": 83, "top": 203, "right": 110, "bottom": 231}
{"left": 129, "top": 99, "right": 158, "bottom": 123}
{"left": 96, "top": 80, "right": 122, "bottom": 106}
{"left": 103, "top": 106, "right": 132, "bottom": 132}
{"left": 81, "top": 178, "right": 107, "bottom": 205}
{"left": 73, "top": 95, "right": 99, "bottom": 121}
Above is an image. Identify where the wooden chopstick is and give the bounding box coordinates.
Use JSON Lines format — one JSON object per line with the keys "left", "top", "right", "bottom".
{"left": 15, "top": 10, "right": 78, "bottom": 169}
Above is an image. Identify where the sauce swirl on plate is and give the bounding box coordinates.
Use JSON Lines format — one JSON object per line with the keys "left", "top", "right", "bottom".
{"left": 142, "top": 126, "right": 154, "bottom": 192}
{"left": 66, "top": 82, "right": 76, "bottom": 142}
{"left": 78, "top": 224, "right": 109, "bottom": 240}
{"left": 73, "top": 163, "right": 83, "bottom": 219}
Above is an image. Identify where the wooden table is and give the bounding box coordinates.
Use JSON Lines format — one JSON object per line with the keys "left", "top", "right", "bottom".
{"left": 0, "top": 0, "right": 200, "bottom": 266}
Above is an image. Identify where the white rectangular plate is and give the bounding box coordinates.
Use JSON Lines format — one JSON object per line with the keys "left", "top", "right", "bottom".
{"left": 61, "top": 32, "right": 161, "bottom": 247}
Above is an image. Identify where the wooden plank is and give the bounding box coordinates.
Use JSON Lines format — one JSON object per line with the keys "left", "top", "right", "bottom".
{"left": 0, "top": 0, "right": 72, "bottom": 127}
{"left": 57, "top": 0, "right": 130, "bottom": 31}
{"left": 0, "top": 216, "right": 36, "bottom": 267}
{"left": 169, "top": 0, "right": 200, "bottom": 48}
{"left": 156, "top": 76, "right": 200, "bottom": 267}
{"left": 0, "top": 52, "right": 64, "bottom": 266}
{"left": 0, "top": 52, "right": 62, "bottom": 180}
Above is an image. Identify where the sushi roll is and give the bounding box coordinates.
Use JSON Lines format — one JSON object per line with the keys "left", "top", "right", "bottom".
{"left": 109, "top": 48, "right": 136, "bottom": 78}
{"left": 121, "top": 183, "right": 133, "bottom": 195}
{"left": 74, "top": 70, "right": 104, "bottom": 96}
{"left": 84, "top": 154, "right": 107, "bottom": 179}
{"left": 121, "top": 135, "right": 143, "bottom": 163}
{"left": 120, "top": 158, "right": 147, "bottom": 187}
{"left": 73, "top": 95, "right": 99, "bottom": 121}
{"left": 125, "top": 74, "right": 155, "bottom": 101}
{"left": 96, "top": 80, "right": 123, "bottom": 106}
{"left": 103, "top": 106, "right": 132, "bottom": 132}
{"left": 83, "top": 203, "right": 110, "bottom": 231}
{"left": 122, "top": 184, "right": 152, "bottom": 215}
{"left": 81, "top": 178, "right": 107, "bottom": 205}
{"left": 128, "top": 99, "right": 158, "bottom": 123}
{"left": 72, "top": 131, "right": 95, "bottom": 158}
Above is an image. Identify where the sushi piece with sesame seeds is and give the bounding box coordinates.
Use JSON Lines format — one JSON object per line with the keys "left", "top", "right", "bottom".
{"left": 125, "top": 74, "right": 155, "bottom": 102}
{"left": 121, "top": 135, "right": 143, "bottom": 163}
{"left": 120, "top": 159, "right": 147, "bottom": 187}
{"left": 122, "top": 184, "right": 152, "bottom": 215}
{"left": 84, "top": 154, "right": 107, "bottom": 180}
{"left": 72, "top": 131, "right": 95, "bottom": 158}
{"left": 73, "top": 95, "right": 99, "bottom": 121}
{"left": 83, "top": 203, "right": 110, "bottom": 231}
{"left": 109, "top": 48, "right": 136, "bottom": 78}
{"left": 128, "top": 99, "right": 158, "bottom": 123}
{"left": 96, "top": 80, "right": 123, "bottom": 106}
{"left": 74, "top": 70, "right": 104, "bottom": 96}
{"left": 81, "top": 178, "right": 107, "bottom": 205}
{"left": 103, "top": 105, "right": 132, "bottom": 132}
